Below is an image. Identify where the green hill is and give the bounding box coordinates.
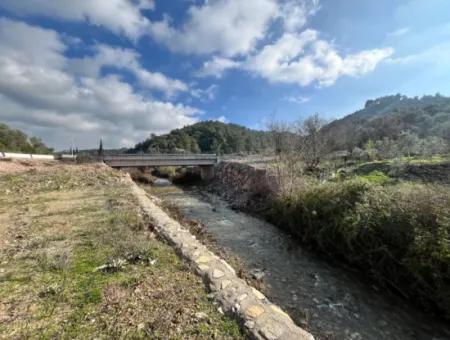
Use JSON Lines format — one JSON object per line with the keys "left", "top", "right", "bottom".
{"left": 131, "top": 94, "right": 449, "bottom": 157}
{"left": 0, "top": 123, "right": 52, "bottom": 154}
{"left": 132, "top": 121, "right": 271, "bottom": 155}
{"left": 322, "top": 94, "right": 450, "bottom": 151}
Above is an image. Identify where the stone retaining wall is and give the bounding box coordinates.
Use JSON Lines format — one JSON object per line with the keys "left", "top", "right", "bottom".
{"left": 211, "top": 162, "right": 275, "bottom": 211}
{"left": 127, "top": 176, "right": 313, "bottom": 340}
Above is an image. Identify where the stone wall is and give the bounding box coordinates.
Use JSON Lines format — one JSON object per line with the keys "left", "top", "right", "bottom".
{"left": 211, "top": 162, "right": 275, "bottom": 211}
{"left": 128, "top": 175, "right": 314, "bottom": 340}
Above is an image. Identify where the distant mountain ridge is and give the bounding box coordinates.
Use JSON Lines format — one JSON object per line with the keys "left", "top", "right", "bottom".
{"left": 322, "top": 94, "right": 450, "bottom": 150}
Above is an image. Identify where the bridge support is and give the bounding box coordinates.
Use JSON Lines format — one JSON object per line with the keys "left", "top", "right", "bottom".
{"left": 200, "top": 165, "right": 215, "bottom": 181}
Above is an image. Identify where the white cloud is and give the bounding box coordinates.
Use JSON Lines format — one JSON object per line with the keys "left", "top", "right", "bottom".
{"left": 279, "top": 0, "right": 320, "bottom": 32}
{"left": 387, "top": 27, "right": 410, "bottom": 38}
{"left": 196, "top": 57, "right": 241, "bottom": 78}
{"left": 190, "top": 1, "right": 392, "bottom": 85}
{"left": 0, "top": 0, "right": 154, "bottom": 40}
{"left": 282, "top": 95, "right": 311, "bottom": 104}
{"left": 149, "top": 0, "right": 278, "bottom": 56}
{"left": 0, "top": 18, "right": 199, "bottom": 149}
{"left": 69, "top": 45, "right": 188, "bottom": 97}
{"left": 212, "top": 116, "right": 229, "bottom": 123}
{"left": 190, "top": 84, "right": 219, "bottom": 102}
{"left": 244, "top": 30, "right": 394, "bottom": 86}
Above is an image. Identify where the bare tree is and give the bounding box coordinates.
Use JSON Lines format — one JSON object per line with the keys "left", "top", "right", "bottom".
{"left": 296, "top": 114, "right": 327, "bottom": 170}
{"left": 267, "top": 119, "right": 302, "bottom": 196}
{"left": 266, "top": 113, "right": 329, "bottom": 196}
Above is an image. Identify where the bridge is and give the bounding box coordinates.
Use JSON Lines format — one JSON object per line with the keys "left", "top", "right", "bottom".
{"left": 103, "top": 154, "right": 218, "bottom": 180}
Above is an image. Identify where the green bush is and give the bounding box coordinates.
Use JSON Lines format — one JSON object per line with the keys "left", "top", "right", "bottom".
{"left": 267, "top": 179, "right": 450, "bottom": 318}
{"left": 359, "top": 170, "right": 391, "bottom": 184}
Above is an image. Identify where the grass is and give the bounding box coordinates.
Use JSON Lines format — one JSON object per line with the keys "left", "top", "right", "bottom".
{"left": 356, "top": 170, "right": 392, "bottom": 184}
{"left": 0, "top": 165, "right": 243, "bottom": 339}
{"left": 266, "top": 177, "right": 450, "bottom": 319}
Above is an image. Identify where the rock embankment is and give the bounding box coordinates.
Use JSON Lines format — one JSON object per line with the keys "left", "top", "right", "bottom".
{"left": 128, "top": 176, "right": 313, "bottom": 340}
{"left": 210, "top": 162, "right": 274, "bottom": 211}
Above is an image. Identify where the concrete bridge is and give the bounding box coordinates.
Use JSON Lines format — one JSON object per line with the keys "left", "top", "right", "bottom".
{"left": 103, "top": 154, "right": 218, "bottom": 180}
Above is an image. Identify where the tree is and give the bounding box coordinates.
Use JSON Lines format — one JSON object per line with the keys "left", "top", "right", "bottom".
{"left": 419, "top": 136, "right": 448, "bottom": 157}
{"left": 0, "top": 122, "right": 51, "bottom": 153}
{"left": 131, "top": 121, "right": 272, "bottom": 155}
{"left": 375, "top": 137, "right": 399, "bottom": 159}
{"left": 397, "top": 131, "right": 420, "bottom": 157}
{"left": 297, "top": 114, "right": 327, "bottom": 170}
{"left": 98, "top": 139, "right": 104, "bottom": 158}
{"left": 191, "top": 140, "right": 201, "bottom": 153}
{"left": 364, "top": 139, "right": 377, "bottom": 160}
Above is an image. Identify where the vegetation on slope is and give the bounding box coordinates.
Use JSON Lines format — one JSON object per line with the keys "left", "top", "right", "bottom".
{"left": 265, "top": 178, "right": 450, "bottom": 318}
{"left": 0, "top": 122, "right": 52, "bottom": 153}
{"left": 132, "top": 121, "right": 271, "bottom": 155}
{"left": 0, "top": 164, "right": 242, "bottom": 339}
{"left": 322, "top": 94, "right": 450, "bottom": 152}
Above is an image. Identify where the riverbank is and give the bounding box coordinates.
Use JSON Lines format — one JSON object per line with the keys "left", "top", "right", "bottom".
{"left": 151, "top": 182, "right": 450, "bottom": 340}
{"left": 0, "top": 161, "right": 243, "bottom": 339}
{"left": 208, "top": 162, "right": 450, "bottom": 323}
{"left": 133, "top": 179, "right": 313, "bottom": 340}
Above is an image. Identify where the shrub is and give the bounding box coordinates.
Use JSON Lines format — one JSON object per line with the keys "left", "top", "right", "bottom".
{"left": 152, "top": 166, "right": 177, "bottom": 179}
{"left": 266, "top": 179, "right": 450, "bottom": 318}
{"left": 359, "top": 170, "right": 391, "bottom": 184}
{"left": 128, "top": 169, "right": 155, "bottom": 184}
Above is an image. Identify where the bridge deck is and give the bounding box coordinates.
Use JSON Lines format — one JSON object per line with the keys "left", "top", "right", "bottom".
{"left": 103, "top": 154, "right": 218, "bottom": 168}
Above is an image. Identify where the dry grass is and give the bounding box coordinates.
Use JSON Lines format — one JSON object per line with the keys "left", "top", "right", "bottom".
{"left": 0, "top": 164, "right": 243, "bottom": 339}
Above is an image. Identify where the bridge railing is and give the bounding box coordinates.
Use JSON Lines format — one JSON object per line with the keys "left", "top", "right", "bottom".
{"left": 103, "top": 154, "right": 217, "bottom": 161}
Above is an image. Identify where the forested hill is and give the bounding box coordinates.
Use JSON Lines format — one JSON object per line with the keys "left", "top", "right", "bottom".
{"left": 131, "top": 94, "right": 450, "bottom": 155}
{"left": 322, "top": 94, "right": 450, "bottom": 151}
{"left": 0, "top": 123, "right": 52, "bottom": 153}
{"left": 132, "top": 121, "right": 271, "bottom": 154}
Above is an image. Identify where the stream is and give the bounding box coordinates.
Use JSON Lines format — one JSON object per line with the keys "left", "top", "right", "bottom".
{"left": 150, "top": 179, "right": 449, "bottom": 340}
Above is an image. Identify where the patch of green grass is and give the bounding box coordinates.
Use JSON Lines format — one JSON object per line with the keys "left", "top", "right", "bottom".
{"left": 358, "top": 170, "right": 391, "bottom": 184}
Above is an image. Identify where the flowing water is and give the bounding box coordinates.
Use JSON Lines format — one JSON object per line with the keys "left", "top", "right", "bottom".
{"left": 150, "top": 180, "right": 449, "bottom": 340}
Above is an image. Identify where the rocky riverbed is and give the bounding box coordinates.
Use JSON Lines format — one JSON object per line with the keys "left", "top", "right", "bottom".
{"left": 151, "top": 181, "right": 450, "bottom": 340}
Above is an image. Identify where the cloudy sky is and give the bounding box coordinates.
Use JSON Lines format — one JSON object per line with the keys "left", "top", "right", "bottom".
{"left": 0, "top": 0, "right": 449, "bottom": 150}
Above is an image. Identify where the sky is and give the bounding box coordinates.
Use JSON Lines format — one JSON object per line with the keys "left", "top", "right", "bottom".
{"left": 0, "top": 0, "right": 449, "bottom": 150}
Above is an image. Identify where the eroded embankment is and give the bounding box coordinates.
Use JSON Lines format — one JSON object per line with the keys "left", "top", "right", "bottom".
{"left": 128, "top": 176, "right": 314, "bottom": 340}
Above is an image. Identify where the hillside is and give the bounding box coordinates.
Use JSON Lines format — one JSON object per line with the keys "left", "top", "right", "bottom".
{"left": 132, "top": 121, "right": 271, "bottom": 155}
{"left": 322, "top": 94, "right": 450, "bottom": 151}
{"left": 0, "top": 122, "right": 52, "bottom": 153}
{"left": 131, "top": 94, "right": 449, "bottom": 157}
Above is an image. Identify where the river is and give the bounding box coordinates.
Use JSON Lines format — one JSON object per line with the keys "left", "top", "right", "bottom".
{"left": 149, "top": 179, "right": 449, "bottom": 340}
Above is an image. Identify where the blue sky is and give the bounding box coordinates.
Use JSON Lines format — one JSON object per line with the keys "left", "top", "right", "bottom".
{"left": 0, "top": 0, "right": 449, "bottom": 149}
